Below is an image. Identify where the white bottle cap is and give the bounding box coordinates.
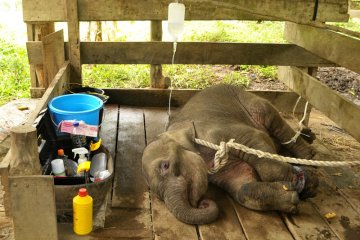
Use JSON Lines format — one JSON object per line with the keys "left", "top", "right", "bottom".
{"left": 51, "top": 159, "right": 66, "bottom": 176}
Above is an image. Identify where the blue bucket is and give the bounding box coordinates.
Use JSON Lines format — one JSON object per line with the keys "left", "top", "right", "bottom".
{"left": 49, "top": 94, "right": 103, "bottom": 127}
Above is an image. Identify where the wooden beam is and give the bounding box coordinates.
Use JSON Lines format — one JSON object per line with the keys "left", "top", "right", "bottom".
{"left": 285, "top": 22, "right": 360, "bottom": 74}
{"left": 42, "top": 30, "right": 65, "bottom": 89}
{"left": 27, "top": 61, "right": 70, "bottom": 126}
{"left": 349, "top": 9, "right": 360, "bottom": 18}
{"left": 104, "top": 88, "right": 308, "bottom": 115}
{"left": 278, "top": 66, "right": 360, "bottom": 142}
{"left": 27, "top": 42, "right": 334, "bottom": 66}
{"left": 7, "top": 125, "right": 41, "bottom": 176}
{"left": 150, "top": 20, "right": 168, "bottom": 89}
{"left": 10, "top": 176, "right": 58, "bottom": 240}
{"left": 112, "top": 107, "right": 149, "bottom": 209}
{"left": 66, "top": 0, "right": 82, "bottom": 84}
{"left": 22, "top": 0, "right": 348, "bottom": 22}
{"left": 81, "top": 42, "right": 333, "bottom": 66}
{"left": 26, "top": 22, "right": 55, "bottom": 97}
{"left": 317, "top": 0, "right": 349, "bottom": 22}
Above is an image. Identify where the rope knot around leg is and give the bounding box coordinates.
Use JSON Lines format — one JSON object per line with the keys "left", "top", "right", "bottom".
{"left": 208, "top": 139, "right": 235, "bottom": 174}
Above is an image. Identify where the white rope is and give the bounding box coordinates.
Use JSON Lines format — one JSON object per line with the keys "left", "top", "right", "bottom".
{"left": 194, "top": 138, "right": 360, "bottom": 174}
{"left": 283, "top": 97, "right": 309, "bottom": 145}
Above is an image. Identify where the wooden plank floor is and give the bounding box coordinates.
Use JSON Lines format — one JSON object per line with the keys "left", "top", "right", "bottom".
{"left": 58, "top": 105, "right": 360, "bottom": 240}
{"left": 66, "top": 105, "right": 360, "bottom": 240}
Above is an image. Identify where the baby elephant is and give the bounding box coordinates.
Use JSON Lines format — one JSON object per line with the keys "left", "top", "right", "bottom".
{"left": 142, "top": 84, "right": 318, "bottom": 224}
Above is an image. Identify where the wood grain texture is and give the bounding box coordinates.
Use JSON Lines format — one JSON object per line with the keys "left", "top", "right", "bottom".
{"left": 285, "top": 22, "right": 360, "bottom": 74}
{"left": 26, "top": 42, "right": 333, "bottom": 66}
{"left": 112, "top": 107, "right": 149, "bottom": 209}
{"left": 309, "top": 177, "right": 360, "bottom": 240}
{"left": 42, "top": 30, "right": 65, "bottom": 89}
{"left": 232, "top": 201, "right": 294, "bottom": 240}
{"left": 7, "top": 125, "right": 41, "bottom": 176}
{"left": 282, "top": 202, "right": 339, "bottom": 240}
{"left": 23, "top": 0, "right": 66, "bottom": 22}
{"left": 198, "top": 186, "right": 246, "bottom": 240}
{"left": 22, "top": 0, "right": 348, "bottom": 22}
{"left": 81, "top": 42, "right": 333, "bottom": 66}
{"left": 66, "top": 0, "right": 81, "bottom": 84}
{"left": 143, "top": 108, "right": 199, "bottom": 240}
{"left": 26, "top": 61, "right": 70, "bottom": 126}
{"left": 90, "top": 208, "right": 152, "bottom": 239}
{"left": 150, "top": 21, "right": 167, "bottom": 89}
{"left": 9, "top": 176, "right": 57, "bottom": 240}
{"left": 99, "top": 104, "right": 119, "bottom": 160}
{"left": 105, "top": 88, "right": 310, "bottom": 119}
{"left": 278, "top": 66, "right": 360, "bottom": 142}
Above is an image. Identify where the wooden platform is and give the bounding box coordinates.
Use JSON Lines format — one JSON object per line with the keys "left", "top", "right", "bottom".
{"left": 56, "top": 104, "right": 360, "bottom": 240}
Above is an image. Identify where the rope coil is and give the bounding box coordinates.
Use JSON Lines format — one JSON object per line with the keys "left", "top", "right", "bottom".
{"left": 194, "top": 138, "right": 360, "bottom": 174}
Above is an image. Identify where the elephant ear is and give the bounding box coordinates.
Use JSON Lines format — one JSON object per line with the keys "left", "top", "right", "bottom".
{"left": 160, "top": 121, "right": 198, "bottom": 153}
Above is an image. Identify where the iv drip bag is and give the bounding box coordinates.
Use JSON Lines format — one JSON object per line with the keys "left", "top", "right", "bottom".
{"left": 168, "top": 2, "right": 185, "bottom": 41}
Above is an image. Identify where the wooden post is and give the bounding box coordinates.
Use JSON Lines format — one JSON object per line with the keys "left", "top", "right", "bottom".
{"left": 67, "top": 0, "right": 82, "bottom": 84}
{"left": 150, "top": 21, "right": 169, "bottom": 89}
{"left": 10, "top": 176, "right": 58, "bottom": 240}
{"left": 5, "top": 125, "right": 58, "bottom": 239}
{"left": 42, "top": 30, "right": 66, "bottom": 88}
{"left": 7, "top": 125, "right": 41, "bottom": 176}
{"left": 27, "top": 22, "right": 55, "bottom": 98}
{"left": 0, "top": 125, "right": 41, "bottom": 216}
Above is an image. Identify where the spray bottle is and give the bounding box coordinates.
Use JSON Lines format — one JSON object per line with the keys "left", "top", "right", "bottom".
{"left": 72, "top": 147, "right": 89, "bottom": 165}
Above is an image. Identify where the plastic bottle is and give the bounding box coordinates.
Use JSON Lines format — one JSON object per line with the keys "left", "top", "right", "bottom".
{"left": 72, "top": 147, "right": 89, "bottom": 165}
{"left": 89, "top": 152, "right": 107, "bottom": 177}
{"left": 168, "top": 2, "right": 185, "bottom": 42}
{"left": 57, "top": 149, "right": 77, "bottom": 176}
{"left": 73, "top": 188, "right": 93, "bottom": 235}
{"left": 70, "top": 121, "right": 87, "bottom": 148}
{"left": 51, "top": 159, "right": 66, "bottom": 176}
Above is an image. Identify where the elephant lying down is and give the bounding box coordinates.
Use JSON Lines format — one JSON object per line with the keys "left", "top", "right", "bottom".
{"left": 142, "top": 84, "right": 319, "bottom": 224}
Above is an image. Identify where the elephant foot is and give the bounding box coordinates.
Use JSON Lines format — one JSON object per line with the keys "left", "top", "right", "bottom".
{"left": 292, "top": 166, "right": 319, "bottom": 200}
{"left": 236, "top": 181, "right": 300, "bottom": 213}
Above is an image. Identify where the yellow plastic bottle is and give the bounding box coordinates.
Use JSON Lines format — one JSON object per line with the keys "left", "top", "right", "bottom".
{"left": 73, "top": 188, "right": 93, "bottom": 235}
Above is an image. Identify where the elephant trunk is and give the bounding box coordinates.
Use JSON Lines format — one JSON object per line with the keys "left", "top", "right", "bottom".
{"left": 163, "top": 176, "right": 219, "bottom": 225}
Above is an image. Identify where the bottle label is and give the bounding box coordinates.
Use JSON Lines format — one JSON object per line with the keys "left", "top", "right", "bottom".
{"left": 60, "top": 120, "right": 98, "bottom": 137}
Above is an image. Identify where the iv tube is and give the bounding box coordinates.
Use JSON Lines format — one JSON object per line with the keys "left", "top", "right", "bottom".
{"left": 166, "top": 1, "right": 185, "bottom": 129}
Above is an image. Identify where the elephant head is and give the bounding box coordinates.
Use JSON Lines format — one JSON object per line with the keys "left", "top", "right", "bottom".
{"left": 142, "top": 122, "right": 219, "bottom": 224}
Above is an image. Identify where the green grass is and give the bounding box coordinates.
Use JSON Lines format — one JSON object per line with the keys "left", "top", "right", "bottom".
{"left": 329, "top": 18, "right": 360, "bottom": 32}
{"left": 83, "top": 21, "right": 283, "bottom": 89}
{"left": 183, "top": 21, "right": 285, "bottom": 43}
{"left": 83, "top": 64, "right": 149, "bottom": 88}
{"left": 1, "top": 18, "right": 360, "bottom": 106}
{"left": 0, "top": 39, "right": 30, "bottom": 106}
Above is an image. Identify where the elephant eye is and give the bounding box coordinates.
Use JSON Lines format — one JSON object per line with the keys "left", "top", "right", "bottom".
{"left": 160, "top": 161, "right": 170, "bottom": 171}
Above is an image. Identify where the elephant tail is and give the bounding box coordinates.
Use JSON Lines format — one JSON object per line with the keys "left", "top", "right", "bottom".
{"left": 163, "top": 176, "right": 219, "bottom": 225}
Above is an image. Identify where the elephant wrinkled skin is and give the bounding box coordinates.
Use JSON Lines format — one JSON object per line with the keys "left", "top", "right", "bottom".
{"left": 142, "top": 84, "right": 319, "bottom": 224}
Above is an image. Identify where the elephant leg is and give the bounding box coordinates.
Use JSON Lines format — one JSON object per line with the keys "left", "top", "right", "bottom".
{"left": 236, "top": 181, "right": 299, "bottom": 213}
{"left": 230, "top": 131, "right": 318, "bottom": 199}
{"left": 258, "top": 101, "right": 315, "bottom": 159}
{"left": 209, "top": 162, "right": 299, "bottom": 213}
